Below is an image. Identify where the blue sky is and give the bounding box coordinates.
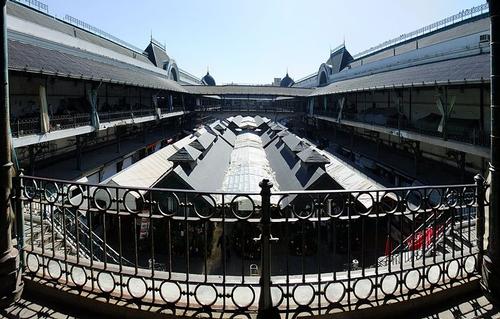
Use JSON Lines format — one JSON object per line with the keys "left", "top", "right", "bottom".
{"left": 41, "top": 0, "right": 485, "bottom": 84}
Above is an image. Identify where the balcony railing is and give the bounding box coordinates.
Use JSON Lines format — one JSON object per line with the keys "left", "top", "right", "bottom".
{"left": 316, "top": 110, "right": 491, "bottom": 148}
{"left": 14, "top": 175, "right": 486, "bottom": 316}
{"left": 49, "top": 113, "right": 91, "bottom": 131}
{"left": 196, "top": 105, "right": 298, "bottom": 114}
{"left": 10, "top": 117, "right": 40, "bottom": 137}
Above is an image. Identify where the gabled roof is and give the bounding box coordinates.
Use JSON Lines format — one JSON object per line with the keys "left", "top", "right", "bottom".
{"left": 282, "top": 134, "right": 302, "bottom": 151}
{"left": 326, "top": 45, "right": 354, "bottom": 74}
{"left": 189, "top": 132, "right": 216, "bottom": 151}
{"left": 297, "top": 147, "right": 330, "bottom": 164}
{"left": 221, "top": 129, "right": 236, "bottom": 147}
{"left": 144, "top": 41, "right": 170, "bottom": 68}
{"left": 168, "top": 145, "right": 202, "bottom": 162}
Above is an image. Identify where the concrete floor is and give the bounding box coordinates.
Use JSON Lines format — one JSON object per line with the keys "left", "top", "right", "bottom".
{"left": 2, "top": 288, "right": 499, "bottom": 318}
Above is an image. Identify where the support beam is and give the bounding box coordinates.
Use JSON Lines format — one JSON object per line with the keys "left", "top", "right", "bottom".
{"left": 76, "top": 135, "right": 82, "bottom": 171}
{"left": 0, "top": 0, "right": 23, "bottom": 306}
{"left": 483, "top": 0, "right": 500, "bottom": 305}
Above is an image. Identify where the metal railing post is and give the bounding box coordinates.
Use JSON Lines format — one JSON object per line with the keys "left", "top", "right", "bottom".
{"left": 475, "top": 174, "right": 485, "bottom": 272}
{"left": 14, "top": 171, "right": 24, "bottom": 269}
{"left": 257, "top": 179, "right": 279, "bottom": 319}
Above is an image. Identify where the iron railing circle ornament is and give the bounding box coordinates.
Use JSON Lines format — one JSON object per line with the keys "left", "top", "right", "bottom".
{"left": 47, "top": 259, "right": 63, "bottom": 280}
{"left": 92, "top": 187, "right": 113, "bottom": 211}
{"left": 97, "top": 271, "right": 115, "bottom": 294}
{"left": 292, "top": 283, "right": 315, "bottom": 307}
{"left": 353, "top": 278, "right": 373, "bottom": 300}
{"left": 445, "top": 188, "right": 460, "bottom": 208}
{"left": 159, "top": 281, "right": 182, "bottom": 304}
{"left": 228, "top": 313, "right": 252, "bottom": 319}
{"left": 43, "top": 181, "right": 60, "bottom": 204}
{"left": 323, "top": 194, "right": 346, "bottom": 218}
{"left": 127, "top": 277, "right": 148, "bottom": 300}
{"left": 354, "top": 192, "right": 375, "bottom": 216}
{"left": 271, "top": 286, "right": 284, "bottom": 308}
{"left": 70, "top": 265, "right": 88, "bottom": 287}
{"left": 122, "top": 189, "right": 144, "bottom": 214}
{"left": 403, "top": 269, "right": 421, "bottom": 291}
{"left": 23, "top": 179, "right": 38, "bottom": 199}
{"left": 293, "top": 310, "right": 315, "bottom": 318}
{"left": 464, "top": 256, "right": 477, "bottom": 274}
{"left": 380, "top": 274, "right": 399, "bottom": 296}
{"left": 405, "top": 189, "right": 423, "bottom": 212}
{"left": 276, "top": 194, "right": 292, "bottom": 218}
{"left": 156, "top": 192, "right": 180, "bottom": 217}
{"left": 426, "top": 188, "right": 443, "bottom": 210}
{"left": 445, "top": 260, "right": 460, "bottom": 280}
{"left": 380, "top": 191, "right": 400, "bottom": 214}
{"left": 192, "top": 194, "right": 217, "bottom": 219}
{"left": 426, "top": 264, "right": 442, "bottom": 286}
{"left": 194, "top": 283, "right": 218, "bottom": 307}
{"left": 230, "top": 195, "right": 256, "bottom": 220}
{"left": 462, "top": 186, "right": 476, "bottom": 206}
{"left": 324, "top": 281, "right": 346, "bottom": 304}
{"left": 67, "top": 184, "right": 85, "bottom": 208}
{"left": 26, "top": 253, "right": 40, "bottom": 273}
{"left": 291, "top": 195, "right": 316, "bottom": 220}
{"left": 230, "top": 285, "right": 256, "bottom": 309}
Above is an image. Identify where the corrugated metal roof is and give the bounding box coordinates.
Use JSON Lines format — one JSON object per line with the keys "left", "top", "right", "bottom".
{"left": 311, "top": 53, "right": 489, "bottom": 96}
{"left": 101, "top": 135, "right": 196, "bottom": 189}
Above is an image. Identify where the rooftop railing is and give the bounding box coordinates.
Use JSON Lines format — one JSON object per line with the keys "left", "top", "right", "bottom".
{"left": 11, "top": 0, "right": 48, "bottom": 14}
{"left": 14, "top": 174, "right": 486, "bottom": 316}
{"left": 63, "top": 15, "right": 144, "bottom": 54}
{"left": 352, "top": 3, "right": 489, "bottom": 59}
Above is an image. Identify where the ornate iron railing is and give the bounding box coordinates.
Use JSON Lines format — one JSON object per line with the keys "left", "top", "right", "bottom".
{"left": 10, "top": 116, "right": 40, "bottom": 137}
{"left": 50, "top": 113, "right": 91, "bottom": 131}
{"left": 14, "top": 175, "right": 486, "bottom": 317}
{"left": 195, "top": 105, "right": 298, "bottom": 114}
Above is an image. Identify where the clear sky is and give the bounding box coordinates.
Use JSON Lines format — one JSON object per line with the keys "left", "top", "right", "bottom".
{"left": 40, "top": 0, "right": 485, "bottom": 84}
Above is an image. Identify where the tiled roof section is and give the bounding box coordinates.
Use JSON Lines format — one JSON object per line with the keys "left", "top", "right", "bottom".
{"left": 311, "top": 53, "right": 489, "bottom": 96}
{"left": 8, "top": 39, "right": 187, "bottom": 92}
{"left": 183, "top": 84, "right": 313, "bottom": 97}
{"left": 168, "top": 145, "right": 202, "bottom": 162}
{"left": 297, "top": 147, "right": 330, "bottom": 164}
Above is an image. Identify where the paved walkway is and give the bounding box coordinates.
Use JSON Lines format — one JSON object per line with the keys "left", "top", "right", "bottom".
{"left": 1, "top": 288, "right": 499, "bottom": 318}
{"left": 419, "top": 290, "right": 500, "bottom": 319}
